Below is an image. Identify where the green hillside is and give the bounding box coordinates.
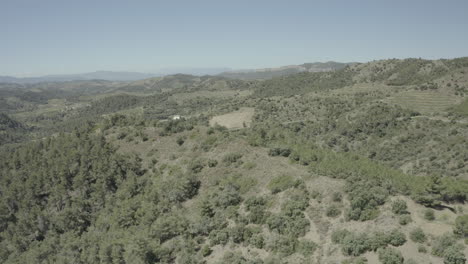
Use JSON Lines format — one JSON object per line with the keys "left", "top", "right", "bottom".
{"left": 1, "top": 58, "right": 468, "bottom": 264}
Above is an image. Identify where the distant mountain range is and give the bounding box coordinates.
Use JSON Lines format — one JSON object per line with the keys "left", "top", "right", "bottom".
{"left": 0, "top": 71, "right": 159, "bottom": 84}
{"left": 218, "top": 62, "right": 354, "bottom": 80}
{"left": 0, "top": 62, "right": 352, "bottom": 84}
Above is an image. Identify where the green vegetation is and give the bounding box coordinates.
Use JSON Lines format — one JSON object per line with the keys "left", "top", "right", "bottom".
{"left": 331, "top": 229, "right": 406, "bottom": 256}
{"left": 377, "top": 247, "right": 404, "bottom": 264}
{"left": 391, "top": 199, "right": 408, "bottom": 215}
{"left": 1, "top": 57, "right": 468, "bottom": 263}
{"left": 267, "top": 175, "right": 298, "bottom": 194}
{"left": 454, "top": 215, "right": 468, "bottom": 238}
{"left": 410, "top": 228, "right": 427, "bottom": 243}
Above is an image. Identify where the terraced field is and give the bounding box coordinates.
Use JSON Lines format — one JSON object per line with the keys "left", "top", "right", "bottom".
{"left": 388, "top": 91, "right": 461, "bottom": 113}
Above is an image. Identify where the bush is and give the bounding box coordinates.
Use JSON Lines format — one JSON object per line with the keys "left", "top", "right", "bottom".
{"left": 268, "top": 175, "right": 297, "bottom": 194}
{"left": 209, "top": 229, "right": 229, "bottom": 246}
{"left": 151, "top": 213, "right": 188, "bottom": 243}
{"left": 387, "top": 229, "right": 406, "bottom": 246}
{"left": 188, "top": 160, "right": 204, "bottom": 173}
{"left": 424, "top": 209, "right": 435, "bottom": 221}
{"left": 332, "top": 229, "right": 352, "bottom": 244}
{"left": 454, "top": 215, "right": 468, "bottom": 238}
{"left": 245, "top": 196, "right": 268, "bottom": 224}
{"left": 176, "top": 136, "right": 185, "bottom": 146}
{"left": 332, "top": 192, "right": 343, "bottom": 202}
{"left": 332, "top": 229, "right": 406, "bottom": 257}
{"left": 218, "top": 251, "right": 248, "bottom": 264}
{"left": 399, "top": 215, "right": 412, "bottom": 225}
{"left": 443, "top": 245, "right": 466, "bottom": 264}
{"left": 391, "top": 199, "right": 408, "bottom": 215}
{"left": 345, "top": 179, "right": 389, "bottom": 221}
{"left": 410, "top": 228, "right": 427, "bottom": 243}
{"left": 268, "top": 147, "right": 292, "bottom": 157}
{"left": 160, "top": 173, "right": 200, "bottom": 203}
{"left": 326, "top": 205, "right": 342, "bottom": 218}
{"left": 222, "top": 153, "right": 243, "bottom": 165}
{"left": 432, "top": 233, "right": 458, "bottom": 257}
{"left": 377, "top": 247, "right": 404, "bottom": 264}
{"left": 201, "top": 245, "right": 212, "bottom": 257}
{"left": 249, "top": 233, "right": 265, "bottom": 249}
{"left": 418, "top": 245, "right": 427, "bottom": 253}
{"left": 342, "top": 257, "right": 368, "bottom": 264}
{"left": 207, "top": 159, "right": 218, "bottom": 167}
{"left": 267, "top": 235, "right": 297, "bottom": 256}
{"left": 297, "top": 240, "right": 318, "bottom": 256}
{"left": 341, "top": 233, "right": 371, "bottom": 256}
{"left": 117, "top": 131, "right": 127, "bottom": 139}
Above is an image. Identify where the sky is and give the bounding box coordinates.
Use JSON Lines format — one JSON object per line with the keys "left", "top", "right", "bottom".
{"left": 1, "top": 0, "right": 468, "bottom": 76}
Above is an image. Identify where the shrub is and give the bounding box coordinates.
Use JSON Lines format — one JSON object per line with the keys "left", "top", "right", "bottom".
{"left": 399, "top": 215, "right": 412, "bottom": 225}
{"left": 377, "top": 247, "right": 404, "bottom": 264}
{"left": 410, "top": 228, "right": 427, "bottom": 243}
{"left": 266, "top": 213, "right": 310, "bottom": 237}
{"left": 424, "top": 209, "right": 435, "bottom": 221}
{"left": 332, "top": 229, "right": 352, "bottom": 244}
{"left": 207, "top": 159, "right": 218, "bottom": 167}
{"left": 212, "top": 184, "right": 242, "bottom": 208}
{"left": 201, "top": 245, "right": 212, "bottom": 257}
{"left": 326, "top": 205, "right": 342, "bottom": 218}
{"left": 345, "top": 179, "right": 389, "bottom": 221}
{"left": 209, "top": 229, "right": 229, "bottom": 246}
{"left": 249, "top": 233, "right": 265, "bottom": 249}
{"left": 341, "top": 233, "right": 370, "bottom": 256}
{"left": 160, "top": 173, "right": 200, "bottom": 203}
{"left": 297, "top": 240, "right": 318, "bottom": 256}
{"left": 267, "top": 235, "right": 297, "bottom": 256}
{"left": 228, "top": 225, "right": 248, "bottom": 244}
{"left": 268, "top": 175, "right": 297, "bottom": 194}
{"left": 391, "top": 199, "right": 408, "bottom": 215}
{"left": 222, "top": 153, "right": 243, "bottom": 165}
{"left": 418, "top": 245, "right": 427, "bottom": 253}
{"left": 151, "top": 214, "right": 188, "bottom": 243}
{"left": 432, "top": 233, "right": 458, "bottom": 257}
{"left": 443, "top": 245, "right": 466, "bottom": 264}
{"left": 342, "top": 257, "right": 368, "bottom": 264}
{"left": 332, "top": 229, "right": 406, "bottom": 257}
{"left": 117, "top": 131, "right": 127, "bottom": 139}
{"left": 176, "top": 137, "right": 185, "bottom": 146}
{"left": 332, "top": 192, "right": 343, "bottom": 202}
{"left": 454, "top": 215, "right": 468, "bottom": 238}
{"left": 311, "top": 190, "right": 322, "bottom": 200}
{"left": 268, "top": 147, "right": 292, "bottom": 157}
{"left": 219, "top": 251, "right": 248, "bottom": 264}
{"left": 245, "top": 196, "right": 268, "bottom": 224}
{"left": 387, "top": 230, "right": 406, "bottom": 247}
{"left": 188, "top": 160, "right": 204, "bottom": 173}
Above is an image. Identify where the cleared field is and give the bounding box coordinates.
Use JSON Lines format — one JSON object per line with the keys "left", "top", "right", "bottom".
{"left": 209, "top": 107, "right": 255, "bottom": 129}
{"left": 388, "top": 91, "right": 460, "bottom": 113}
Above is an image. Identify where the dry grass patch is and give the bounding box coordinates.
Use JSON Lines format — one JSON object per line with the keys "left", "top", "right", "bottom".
{"left": 210, "top": 107, "right": 255, "bottom": 129}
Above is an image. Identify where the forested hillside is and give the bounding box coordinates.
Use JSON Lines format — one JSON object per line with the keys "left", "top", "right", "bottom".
{"left": 1, "top": 58, "right": 468, "bottom": 264}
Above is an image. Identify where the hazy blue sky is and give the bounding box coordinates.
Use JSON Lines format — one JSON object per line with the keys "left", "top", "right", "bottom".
{"left": 1, "top": 0, "right": 468, "bottom": 76}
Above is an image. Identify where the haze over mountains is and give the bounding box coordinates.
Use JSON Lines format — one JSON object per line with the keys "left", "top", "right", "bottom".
{"left": 0, "top": 62, "right": 350, "bottom": 83}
